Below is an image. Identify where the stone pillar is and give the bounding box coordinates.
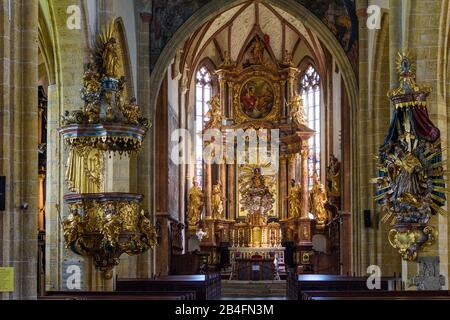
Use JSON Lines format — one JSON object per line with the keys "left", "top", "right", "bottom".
{"left": 0, "top": 0, "right": 39, "bottom": 299}
{"left": 155, "top": 213, "right": 170, "bottom": 276}
{"left": 136, "top": 1, "right": 154, "bottom": 279}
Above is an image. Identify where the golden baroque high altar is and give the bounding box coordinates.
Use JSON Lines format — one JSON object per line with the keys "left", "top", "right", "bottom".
{"left": 58, "top": 20, "right": 156, "bottom": 279}
{"left": 187, "top": 36, "right": 326, "bottom": 267}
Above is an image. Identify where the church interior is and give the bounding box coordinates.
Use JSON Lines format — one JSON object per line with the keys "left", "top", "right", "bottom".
{"left": 1, "top": 0, "right": 450, "bottom": 301}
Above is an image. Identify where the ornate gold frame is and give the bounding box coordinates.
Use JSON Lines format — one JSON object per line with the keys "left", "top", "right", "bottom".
{"left": 233, "top": 71, "right": 281, "bottom": 124}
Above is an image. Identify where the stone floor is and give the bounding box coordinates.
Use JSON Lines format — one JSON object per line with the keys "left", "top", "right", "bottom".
{"left": 221, "top": 280, "right": 287, "bottom": 299}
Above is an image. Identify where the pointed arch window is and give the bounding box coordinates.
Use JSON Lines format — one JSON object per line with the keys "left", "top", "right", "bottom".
{"left": 195, "top": 66, "right": 213, "bottom": 186}
{"left": 300, "top": 65, "right": 321, "bottom": 187}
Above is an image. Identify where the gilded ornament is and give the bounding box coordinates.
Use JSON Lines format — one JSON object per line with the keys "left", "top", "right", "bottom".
{"left": 375, "top": 50, "right": 446, "bottom": 261}
{"left": 310, "top": 172, "right": 329, "bottom": 231}
{"left": 204, "top": 95, "right": 223, "bottom": 130}
{"left": 211, "top": 182, "right": 225, "bottom": 220}
{"left": 287, "top": 179, "right": 302, "bottom": 218}
{"left": 289, "top": 94, "right": 307, "bottom": 127}
{"left": 187, "top": 178, "right": 204, "bottom": 229}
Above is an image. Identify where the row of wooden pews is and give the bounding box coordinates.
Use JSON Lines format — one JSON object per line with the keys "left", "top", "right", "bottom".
{"left": 40, "top": 273, "right": 221, "bottom": 300}
{"left": 116, "top": 274, "right": 221, "bottom": 300}
{"left": 302, "top": 290, "right": 450, "bottom": 300}
{"left": 287, "top": 271, "right": 450, "bottom": 300}
{"left": 39, "top": 291, "right": 196, "bottom": 300}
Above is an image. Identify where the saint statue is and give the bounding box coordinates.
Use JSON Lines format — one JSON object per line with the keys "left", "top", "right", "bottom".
{"left": 212, "top": 182, "right": 224, "bottom": 220}
{"left": 388, "top": 144, "right": 423, "bottom": 201}
{"left": 101, "top": 38, "right": 119, "bottom": 78}
{"left": 287, "top": 179, "right": 302, "bottom": 218}
{"left": 283, "top": 50, "right": 293, "bottom": 66}
{"left": 250, "top": 38, "right": 265, "bottom": 64}
{"left": 187, "top": 178, "right": 204, "bottom": 229}
{"left": 204, "top": 95, "right": 223, "bottom": 130}
{"left": 326, "top": 155, "right": 341, "bottom": 207}
{"left": 289, "top": 94, "right": 307, "bottom": 127}
{"left": 310, "top": 172, "right": 329, "bottom": 231}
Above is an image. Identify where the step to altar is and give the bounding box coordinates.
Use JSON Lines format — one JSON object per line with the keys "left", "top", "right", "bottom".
{"left": 221, "top": 280, "right": 286, "bottom": 297}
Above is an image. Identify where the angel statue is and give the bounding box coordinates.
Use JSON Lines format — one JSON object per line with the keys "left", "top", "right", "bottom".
{"left": 62, "top": 206, "right": 83, "bottom": 249}
{"left": 310, "top": 172, "right": 329, "bottom": 231}
{"left": 139, "top": 210, "right": 158, "bottom": 247}
{"left": 187, "top": 178, "right": 204, "bottom": 229}
{"left": 212, "top": 182, "right": 224, "bottom": 220}
{"left": 289, "top": 94, "right": 307, "bottom": 127}
{"left": 204, "top": 95, "right": 223, "bottom": 131}
{"left": 102, "top": 213, "right": 122, "bottom": 248}
{"left": 287, "top": 179, "right": 302, "bottom": 218}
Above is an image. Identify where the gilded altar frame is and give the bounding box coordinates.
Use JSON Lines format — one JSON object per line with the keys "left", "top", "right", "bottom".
{"left": 232, "top": 69, "right": 282, "bottom": 124}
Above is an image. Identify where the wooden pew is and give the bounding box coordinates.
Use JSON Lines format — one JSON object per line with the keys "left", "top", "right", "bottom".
{"left": 287, "top": 272, "right": 398, "bottom": 300}
{"left": 116, "top": 274, "right": 221, "bottom": 300}
{"left": 39, "top": 290, "right": 196, "bottom": 300}
{"left": 302, "top": 290, "right": 450, "bottom": 300}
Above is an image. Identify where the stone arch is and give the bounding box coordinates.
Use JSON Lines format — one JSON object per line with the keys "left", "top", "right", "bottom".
{"left": 114, "top": 17, "right": 135, "bottom": 97}
{"left": 149, "top": 0, "right": 358, "bottom": 120}
{"left": 148, "top": 1, "right": 359, "bottom": 224}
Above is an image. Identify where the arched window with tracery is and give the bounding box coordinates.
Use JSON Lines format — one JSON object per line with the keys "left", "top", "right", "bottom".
{"left": 300, "top": 65, "right": 321, "bottom": 187}
{"left": 195, "top": 66, "right": 213, "bottom": 186}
